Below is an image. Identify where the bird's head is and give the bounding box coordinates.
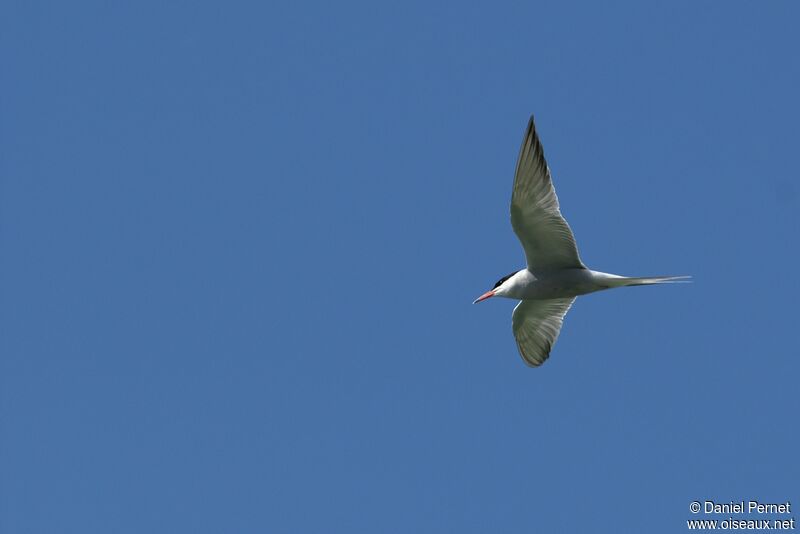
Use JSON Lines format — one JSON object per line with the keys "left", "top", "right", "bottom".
{"left": 473, "top": 270, "right": 520, "bottom": 303}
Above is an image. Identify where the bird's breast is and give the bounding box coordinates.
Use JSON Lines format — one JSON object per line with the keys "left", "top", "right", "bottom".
{"left": 515, "top": 269, "right": 603, "bottom": 299}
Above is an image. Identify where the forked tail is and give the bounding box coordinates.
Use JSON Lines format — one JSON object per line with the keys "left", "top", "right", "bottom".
{"left": 606, "top": 275, "right": 691, "bottom": 288}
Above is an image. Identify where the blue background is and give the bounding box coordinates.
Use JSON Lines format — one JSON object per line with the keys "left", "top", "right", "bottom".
{"left": 2, "top": 2, "right": 798, "bottom": 532}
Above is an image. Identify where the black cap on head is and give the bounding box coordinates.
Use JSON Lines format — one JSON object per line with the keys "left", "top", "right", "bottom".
{"left": 493, "top": 270, "right": 521, "bottom": 289}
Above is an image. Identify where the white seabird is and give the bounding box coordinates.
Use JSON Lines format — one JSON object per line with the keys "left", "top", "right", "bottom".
{"left": 474, "top": 115, "right": 688, "bottom": 366}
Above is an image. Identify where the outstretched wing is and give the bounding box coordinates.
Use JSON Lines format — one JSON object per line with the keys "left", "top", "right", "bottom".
{"left": 512, "top": 298, "right": 576, "bottom": 367}
{"left": 511, "top": 116, "right": 584, "bottom": 273}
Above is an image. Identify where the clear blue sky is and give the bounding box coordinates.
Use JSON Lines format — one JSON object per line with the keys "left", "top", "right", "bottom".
{"left": 2, "top": 2, "right": 798, "bottom": 532}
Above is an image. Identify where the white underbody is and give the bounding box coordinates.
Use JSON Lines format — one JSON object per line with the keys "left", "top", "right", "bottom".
{"left": 495, "top": 268, "right": 634, "bottom": 300}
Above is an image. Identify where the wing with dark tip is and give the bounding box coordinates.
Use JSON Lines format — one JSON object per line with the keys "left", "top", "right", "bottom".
{"left": 512, "top": 298, "right": 575, "bottom": 367}
{"left": 511, "top": 116, "right": 584, "bottom": 273}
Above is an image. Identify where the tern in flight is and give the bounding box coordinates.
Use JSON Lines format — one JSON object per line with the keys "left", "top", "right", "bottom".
{"left": 474, "top": 115, "right": 688, "bottom": 367}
